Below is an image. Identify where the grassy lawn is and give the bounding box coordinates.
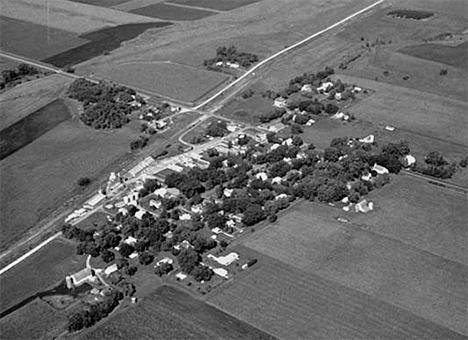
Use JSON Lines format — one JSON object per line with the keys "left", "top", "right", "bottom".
{"left": 130, "top": 3, "right": 216, "bottom": 20}
{"left": 217, "top": 95, "right": 273, "bottom": 125}
{"left": 94, "top": 62, "right": 230, "bottom": 103}
{"left": 208, "top": 246, "right": 465, "bottom": 340}
{"left": 242, "top": 200, "right": 467, "bottom": 335}
{"left": 0, "top": 239, "right": 84, "bottom": 314}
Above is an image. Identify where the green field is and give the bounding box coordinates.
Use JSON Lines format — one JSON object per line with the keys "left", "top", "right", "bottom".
{"left": 217, "top": 94, "right": 273, "bottom": 124}
{"left": 82, "top": 285, "right": 276, "bottom": 340}
{"left": 94, "top": 62, "right": 230, "bottom": 103}
{"left": 208, "top": 246, "right": 465, "bottom": 340}
{"left": 0, "top": 239, "right": 83, "bottom": 314}
{"left": 399, "top": 42, "right": 468, "bottom": 69}
{"left": 169, "top": 0, "right": 262, "bottom": 11}
{"left": 242, "top": 200, "right": 467, "bottom": 335}
{"left": 130, "top": 3, "right": 215, "bottom": 20}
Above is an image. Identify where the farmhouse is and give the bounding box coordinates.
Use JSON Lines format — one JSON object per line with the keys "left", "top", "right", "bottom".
{"left": 403, "top": 154, "right": 416, "bottom": 167}
{"left": 208, "top": 252, "right": 239, "bottom": 266}
{"left": 306, "top": 119, "right": 315, "bottom": 126}
{"left": 273, "top": 97, "right": 288, "bottom": 108}
{"left": 372, "top": 164, "right": 389, "bottom": 174}
{"left": 268, "top": 122, "right": 286, "bottom": 132}
{"left": 66, "top": 268, "right": 95, "bottom": 289}
{"left": 65, "top": 208, "right": 87, "bottom": 223}
{"left": 317, "top": 82, "right": 333, "bottom": 93}
{"left": 331, "top": 112, "right": 349, "bottom": 121}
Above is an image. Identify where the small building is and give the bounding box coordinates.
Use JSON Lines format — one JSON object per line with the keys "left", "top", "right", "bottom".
{"left": 272, "top": 176, "right": 282, "bottom": 185}
{"left": 155, "top": 257, "right": 174, "bottom": 267}
{"left": 403, "top": 154, "right": 416, "bottom": 168}
{"left": 331, "top": 112, "right": 349, "bottom": 121}
{"left": 83, "top": 192, "right": 106, "bottom": 210}
{"left": 135, "top": 210, "right": 146, "bottom": 220}
{"left": 175, "top": 272, "right": 187, "bottom": 280}
{"left": 123, "top": 192, "right": 139, "bottom": 206}
{"left": 372, "top": 164, "right": 389, "bottom": 175}
{"left": 301, "top": 84, "right": 313, "bottom": 92}
{"left": 355, "top": 199, "right": 374, "bottom": 213}
{"left": 385, "top": 125, "right": 395, "bottom": 131}
{"left": 268, "top": 122, "right": 286, "bottom": 133}
{"left": 334, "top": 92, "right": 342, "bottom": 100}
{"left": 255, "top": 172, "right": 268, "bottom": 181}
{"left": 66, "top": 268, "right": 95, "bottom": 289}
{"left": 317, "top": 82, "right": 334, "bottom": 93}
{"left": 211, "top": 227, "right": 222, "bottom": 234}
{"left": 306, "top": 119, "right": 315, "bottom": 126}
{"left": 270, "top": 143, "right": 281, "bottom": 151}
{"left": 124, "top": 236, "right": 137, "bottom": 246}
{"left": 104, "top": 264, "right": 118, "bottom": 276}
{"left": 179, "top": 213, "right": 192, "bottom": 221}
{"left": 213, "top": 268, "right": 229, "bottom": 279}
{"left": 359, "top": 134, "right": 375, "bottom": 144}
{"left": 191, "top": 205, "right": 203, "bottom": 214}
{"left": 275, "top": 193, "right": 288, "bottom": 200}
{"left": 167, "top": 164, "right": 184, "bottom": 173}
{"left": 226, "top": 62, "right": 240, "bottom": 69}
{"left": 223, "top": 188, "right": 233, "bottom": 198}
{"left": 215, "top": 61, "right": 224, "bottom": 67}
{"left": 361, "top": 173, "right": 372, "bottom": 181}
{"left": 352, "top": 86, "right": 362, "bottom": 93}
{"left": 273, "top": 97, "right": 288, "bottom": 108}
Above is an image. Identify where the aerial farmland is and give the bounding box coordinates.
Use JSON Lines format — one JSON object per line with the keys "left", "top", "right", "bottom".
{"left": 0, "top": 0, "right": 467, "bottom": 338}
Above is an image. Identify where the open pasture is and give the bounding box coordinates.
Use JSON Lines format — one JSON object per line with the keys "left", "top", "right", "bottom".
{"left": 399, "top": 42, "right": 468, "bottom": 69}
{"left": 242, "top": 201, "right": 468, "bottom": 335}
{"left": 93, "top": 62, "right": 230, "bottom": 103}
{"left": 130, "top": 2, "right": 216, "bottom": 20}
{"left": 0, "top": 116, "right": 137, "bottom": 251}
{"left": 348, "top": 175, "right": 467, "bottom": 264}
{"left": 83, "top": 285, "right": 275, "bottom": 340}
{"left": 0, "top": 99, "right": 71, "bottom": 160}
{"left": 169, "top": 0, "right": 262, "bottom": 11}
{"left": 209, "top": 246, "right": 466, "bottom": 340}
{"left": 0, "top": 299, "right": 65, "bottom": 340}
{"left": 0, "top": 239, "right": 82, "bottom": 314}
{"left": 0, "top": 74, "right": 72, "bottom": 129}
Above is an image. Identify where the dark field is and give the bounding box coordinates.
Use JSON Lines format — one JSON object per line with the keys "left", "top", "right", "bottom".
{"left": 83, "top": 285, "right": 276, "bottom": 340}
{"left": 68, "top": 0, "right": 130, "bottom": 7}
{"left": 130, "top": 3, "right": 216, "bottom": 20}
{"left": 209, "top": 247, "right": 466, "bottom": 340}
{"left": 0, "top": 16, "right": 87, "bottom": 61}
{"left": 0, "top": 239, "right": 83, "bottom": 314}
{"left": 169, "top": 0, "right": 262, "bottom": 11}
{"left": 399, "top": 42, "right": 468, "bottom": 69}
{"left": 0, "top": 99, "right": 71, "bottom": 160}
{"left": 43, "top": 22, "right": 172, "bottom": 68}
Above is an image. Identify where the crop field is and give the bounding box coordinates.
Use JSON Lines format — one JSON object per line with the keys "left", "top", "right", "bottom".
{"left": 0, "top": 239, "right": 83, "bottom": 314}
{"left": 0, "top": 299, "right": 65, "bottom": 340}
{"left": 130, "top": 3, "right": 216, "bottom": 20}
{"left": 0, "top": 16, "right": 88, "bottom": 62}
{"left": 208, "top": 246, "right": 465, "bottom": 340}
{"left": 0, "top": 99, "right": 71, "bottom": 160}
{"left": 0, "top": 74, "right": 72, "bottom": 129}
{"left": 242, "top": 201, "right": 468, "bottom": 336}
{"left": 0, "top": 116, "right": 138, "bottom": 251}
{"left": 348, "top": 175, "right": 467, "bottom": 264}
{"left": 83, "top": 285, "right": 276, "bottom": 340}
{"left": 70, "top": 0, "right": 131, "bottom": 7}
{"left": 399, "top": 41, "right": 468, "bottom": 69}
{"left": 93, "top": 62, "right": 230, "bottom": 103}
{"left": 169, "top": 0, "right": 262, "bottom": 11}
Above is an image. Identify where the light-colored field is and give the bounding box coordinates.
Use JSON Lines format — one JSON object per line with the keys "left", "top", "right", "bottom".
{"left": 0, "top": 74, "right": 72, "bottom": 129}
{"left": 0, "top": 116, "right": 136, "bottom": 250}
{"left": 208, "top": 246, "right": 466, "bottom": 340}
{"left": 93, "top": 61, "right": 230, "bottom": 103}
{"left": 242, "top": 201, "right": 468, "bottom": 335}
{"left": 0, "top": 239, "right": 83, "bottom": 313}
{"left": 0, "top": 299, "right": 66, "bottom": 340}
{"left": 1, "top": 0, "right": 160, "bottom": 34}
{"left": 348, "top": 175, "right": 467, "bottom": 264}
{"left": 332, "top": 74, "right": 468, "bottom": 146}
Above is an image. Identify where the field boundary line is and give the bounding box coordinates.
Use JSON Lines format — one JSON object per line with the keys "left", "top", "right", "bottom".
{"left": 164, "top": 2, "right": 224, "bottom": 13}
{"left": 0, "top": 232, "right": 61, "bottom": 276}
{"left": 193, "top": 0, "right": 386, "bottom": 110}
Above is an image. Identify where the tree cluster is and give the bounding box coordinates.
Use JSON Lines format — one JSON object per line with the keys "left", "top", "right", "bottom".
{"left": 206, "top": 120, "right": 229, "bottom": 137}
{"left": 1, "top": 63, "right": 39, "bottom": 89}
{"left": 204, "top": 46, "right": 259, "bottom": 68}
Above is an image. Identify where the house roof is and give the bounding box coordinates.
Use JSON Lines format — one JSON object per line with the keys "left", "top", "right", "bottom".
{"left": 71, "top": 268, "right": 93, "bottom": 285}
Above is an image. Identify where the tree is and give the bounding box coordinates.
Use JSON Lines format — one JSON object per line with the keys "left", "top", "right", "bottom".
{"left": 68, "top": 311, "right": 87, "bottom": 332}
{"left": 155, "top": 262, "right": 173, "bottom": 276}
{"left": 124, "top": 265, "right": 138, "bottom": 276}
{"left": 101, "top": 249, "right": 115, "bottom": 263}
{"left": 139, "top": 251, "right": 154, "bottom": 265}
{"left": 325, "top": 103, "right": 339, "bottom": 115}
{"left": 192, "top": 265, "right": 214, "bottom": 282}
{"left": 242, "top": 204, "right": 266, "bottom": 226}
{"left": 292, "top": 135, "right": 303, "bottom": 147}
{"left": 290, "top": 124, "right": 303, "bottom": 134}
{"left": 77, "top": 177, "right": 91, "bottom": 187}
{"left": 119, "top": 243, "right": 134, "bottom": 258}
{"left": 177, "top": 249, "right": 200, "bottom": 274}
{"left": 206, "top": 120, "right": 228, "bottom": 137}
{"left": 425, "top": 151, "right": 447, "bottom": 167}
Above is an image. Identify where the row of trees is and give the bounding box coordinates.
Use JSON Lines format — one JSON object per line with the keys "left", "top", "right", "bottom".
{"left": 1, "top": 63, "right": 40, "bottom": 89}
{"left": 204, "top": 46, "right": 259, "bottom": 69}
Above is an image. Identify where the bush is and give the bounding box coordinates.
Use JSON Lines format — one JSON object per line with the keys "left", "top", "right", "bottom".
{"left": 77, "top": 177, "right": 91, "bottom": 187}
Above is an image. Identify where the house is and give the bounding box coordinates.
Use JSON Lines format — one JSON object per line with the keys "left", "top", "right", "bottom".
{"left": 273, "top": 97, "right": 287, "bottom": 108}
{"left": 175, "top": 272, "right": 187, "bottom": 280}
{"left": 179, "top": 213, "right": 192, "bottom": 221}
{"left": 272, "top": 176, "right": 282, "bottom": 184}
{"left": 66, "top": 268, "right": 95, "bottom": 289}
{"left": 372, "top": 164, "right": 389, "bottom": 174}
{"left": 167, "top": 164, "right": 184, "bottom": 173}
{"left": 361, "top": 173, "right": 372, "bottom": 181}
{"left": 403, "top": 154, "right": 416, "bottom": 168}
{"left": 65, "top": 208, "right": 87, "bottom": 223}
{"left": 174, "top": 240, "right": 193, "bottom": 251}
{"left": 352, "top": 86, "right": 362, "bottom": 93}
{"left": 276, "top": 193, "right": 288, "bottom": 200}
{"left": 213, "top": 268, "right": 229, "bottom": 279}
{"left": 355, "top": 199, "right": 374, "bottom": 213}
{"left": 212, "top": 227, "right": 222, "bottom": 234}
{"left": 226, "top": 62, "right": 240, "bottom": 69}
{"left": 301, "top": 84, "right": 313, "bottom": 92}
{"left": 385, "top": 125, "right": 395, "bottom": 131}
{"left": 317, "top": 82, "right": 334, "bottom": 93}
{"left": 255, "top": 172, "right": 268, "bottom": 181}
{"left": 359, "top": 134, "right": 375, "bottom": 144}
{"left": 123, "top": 192, "right": 139, "bottom": 206}
{"left": 282, "top": 138, "right": 293, "bottom": 146}
{"left": 223, "top": 188, "right": 234, "bottom": 198}
{"left": 124, "top": 236, "right": 137, "bottom": 246}
{"left": 270, "top": 143, "right": 281, "bottom": 151}
{"left": 207, "top": 252, "right": 239, "bottom": 266}
{"left": 331, "top": 112, "right": 349, "bottom": 121}
{"left": 149, "top": 199, "right": 161, "bottom": 209}
{"left": 306, "top": 119, "right": 315, "bottom": 126}
{"left": 226, "top": 219, "right": 236, "bottom": 228}
{"left": 104, "top": 264, "right": 118, "bottom": 276}
{"left": 129, "top": 252, "right": 139, "bottom": 259}
{"left": 334, "top": 92, "right": 342, "bottom": 100}
{"left": 191, "top": 205, "right": 203, "bottom": 214}
{"left": 215, "top": 61, "right": 224, "bottom": 67}
{"left": 135, "top": 210, "right": 146, "bottom": 220}
{"left": 268, "top": 122, "right": 286, "bottom": 132}
{"left": 155, "top": 257, "right": 173, "bottom": 266}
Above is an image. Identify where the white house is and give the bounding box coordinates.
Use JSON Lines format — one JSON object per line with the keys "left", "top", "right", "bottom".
{"left": 301, "top": 84, "right": 313, "bottom": 92}
{"left": 372, "top": 164, "right": 389, "bottom": 174}
{"left": 149, "top": 199, "right": 161, "bottom": 209}
{"left": 385, "top": 125, "right": 395, "bottom": 131}
{"left": 179, "top": 213, "right": 192, "bottom": 221}
{"left": 211, "top": 227, "right": 222, "bottom": 234}
{"left": 215, "top": 61, "right": 224, "bottom": 67}
{"left": 84, "top": 192, "right": 106, "bottom": 210}
{"left": 207, "top": 252, "right": 239, "bottom": 266}
{"left": 226, "top": 62, "right": 240, "bottom": 69}
{"left": 352, "top": 86, "right": 362, "bottom": 93}
{"left": 404, "top": 154, "right": 416, "bottom": 167}
{"left": 66, "top": 268, "right": 95, "bottom": 289}
{"left": 332, "top": 112, "right": 349, "bottom": 121}
{"left": 334, "top": 92, "right": 342, "bottom": 100}
{"left": 123, "top": 192, "right": 139, "bottom": 206}
{"left": 270, "top": 143, "right": 281, "bottom": 151}
{"left": 213, "top": 268, "right": 229, "bottom": 279}
{"left": 155, "top": 257, "right": 173, "bottom": 267}
{"left": 255, "top": 172, "right": 268, "bottom": 181}
{"left": 124, "top": 236, "right": 137, "bottom": 246}
{"left": 361, "top": 173, "right": 372, "bottom": 181}
{"left": 104, "top": 264, "right": 118, "bottom": 276}
{"left": 273, "top": 97, "right": 287, "bottom": 108}
{"left": 355, "top": 199, "right": 374, "bottom": 213}
{"left": 223, "top": 188, "right": 233, "bottom": 198}
{"left": 359, "top": 134, "right": 375, "bottom": 144}
{"left": 317, "top": 82, "right": 334, "bottom": 93}
{"left": 272, "top": 176, "right": 282, "bottom": 184}
{"left": 135, "top": 210, "right": 146, "bottom": 220}
{"left": 306, "top": 119, "right": 315, "bottom": 126}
